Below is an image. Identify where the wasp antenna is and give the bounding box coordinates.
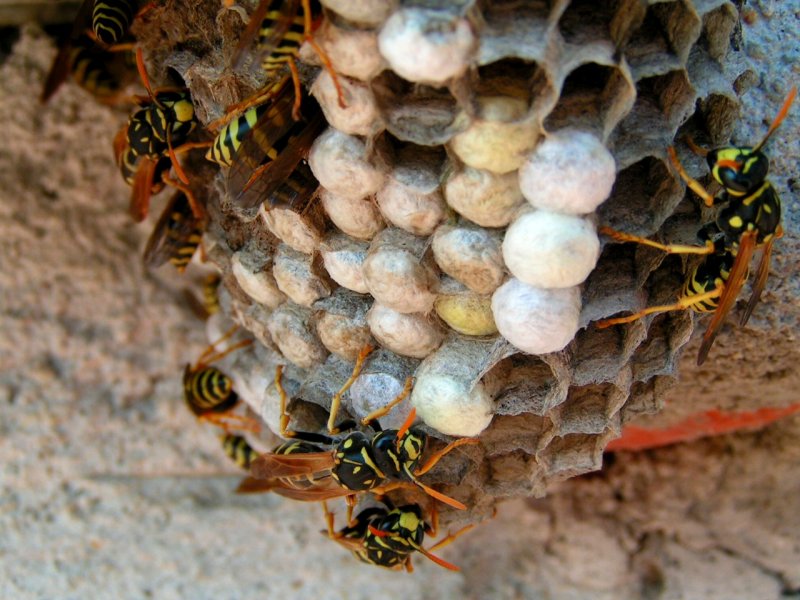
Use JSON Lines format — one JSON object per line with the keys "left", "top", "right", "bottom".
{"left": 753, "top": 85, "right": 797, "bottom": 152}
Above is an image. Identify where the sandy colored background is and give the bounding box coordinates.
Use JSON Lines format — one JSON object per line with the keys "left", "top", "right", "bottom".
{"left": 1, "top": 2, "right": 798, "bottom": 598}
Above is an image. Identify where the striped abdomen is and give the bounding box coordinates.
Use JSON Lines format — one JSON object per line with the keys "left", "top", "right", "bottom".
{"left": 207, "top": 102, "right": 271, "bottom": 167}
{"left": 273, "top": 439, "right": 330, "bottom": 488}
{"left": 202, "top": 274, "right": 221, "bottom": 316}
{"left": 222, "top": 434, "right": 259, "bottom": 470}
{"left": 93, "top": 0, "right": 136, "bottom": 45}
{"left": 683, "top": 251, "right": 735, "bottom": 313}
{"left": 183, "top": 365, "right": 238, "bottom": 415}
{"left": 164, "top": 207, "right": 203, "bottom": 272}
{"left": 258, "top": 3, "right": 306, "bottom": 72}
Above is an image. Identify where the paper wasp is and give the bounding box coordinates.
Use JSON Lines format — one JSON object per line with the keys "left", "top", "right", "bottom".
{"left": 41, "top": 31, "right": 132, "bottom": 105}
{"left": 236, "top": 354, "right": 478, "bottom": 511}
{"left": 183, "top": 326, "right": 259, "bottom": 433}
{"left": 597, "top": 86, "right": 796, "bottom": 365}
{"left": 207, "top": 75, "right": 325, "bottom": 212}
{"left": 323, "top": 498, "right": 474, "bottom": 572}
{"left": 224, "top": 0, "right": 345, "bottom": 119}
{"left": 115, "top": 48, "right": 209, "bottom": 222}
{"left": 41, "top": 0, "right": 150, "bottom": 104}
{"left": 142, "top": 189, "right": 204, "bottom": 273}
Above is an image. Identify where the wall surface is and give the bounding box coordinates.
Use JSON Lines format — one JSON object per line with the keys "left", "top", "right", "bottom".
{"left": 0, "top": 1, "right": 798, "bottom": 598}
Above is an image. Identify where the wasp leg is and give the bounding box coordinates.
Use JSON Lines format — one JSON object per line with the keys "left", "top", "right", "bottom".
{"left": 161, "top": 170, "right": 207, "bottom": 222}
{"left": 275, "top": 364, "right": 296, "bottom": 438}
{"left": 200, "top": 412, "right": 261, "bottom": 433}
{"left": 595, "top": 286, "right": 724, "bottom": 329}
{"left": 196, "top": 325, "right": 251, "bottom": 366}
{"left": 327, "top": 344, "right": 375, "bottom": 434}
{"left": 299, "top": 0, "right": 346, "bottom": 110}
{"left": 360, "top": 377, "right": 413, "bottom": 427}
{"left": 427, "top": 523, "right": 477, "bottom": 553}
{"left": 207, "top": 75, "right": 290, "bottom": 132}
{"left": 667, "top": 146, "right": 716, "bottom": 207}
{"left": 415, "top": 438, "right": 480, "bottom": 477}
{"left": 683, "top": 135, "right": 709, "bottom": 157}
{"left": 599, "top": 227, "right": 715, "bottom": 255}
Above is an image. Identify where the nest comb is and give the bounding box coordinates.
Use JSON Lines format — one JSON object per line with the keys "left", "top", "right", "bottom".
{"left": 133, "top": 0, "right": 754, "bottom": 523}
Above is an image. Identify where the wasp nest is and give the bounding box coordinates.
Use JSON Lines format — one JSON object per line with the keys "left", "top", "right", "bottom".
{"left": 135, "top": 0, "right": 754, "bottom": 520}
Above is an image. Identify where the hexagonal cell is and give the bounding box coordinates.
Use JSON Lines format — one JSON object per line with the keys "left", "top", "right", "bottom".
{"left": 296, "top": 353, "right": 366, "bottom": 417}
{"left": 581, "top": 242, "right": 642, "bottom": 326}
{"left": 544, "top": 61, "right": 635, "bottom": 139}
{"left": 480, "top": 414, "right": 554, "bottom": 457}
{"left": 624, "top": 0, "right": 701, "bottom": 80}
{"left": 609, "top": 69, "right": 696, "bottom": 166}
{"left": 697, "top": 2, "right": 737, "bottom": 63}
{"left": 620, "top": 375, "right": 675, "bottom": 422}
{"left": 697, "top": 92, "right": 741, "bottom": 146}
{"left": 478, "top": 1, "right": 552, "bottom": 66}
{"left": 597, "top": 156, "right": 684, "bottom": 234}
{"left": 371, "top": 70, "right": 465, "bottom": 146}
{"left": 485, "top": 450, "right": 544, "bottom": 497}
{"left": 556, "top": 0, "right": 617, "bottom": 47}
{"left": 608, "top": 0, "right": 647, "bottom": 50}
{"left": 489, "top": 354, "right": 563, "bottom": 417}
{"left": 475, "top": 57, "right": 556, "bottom": 117}
{"left": 571, "top": 326, "right": 628, "bottom": 386}
{"left": 537, "top": 432, "right": 606, "bottom": 479}
{"left": 630, "top": 307, "right": 692, "bottom": 382}
{"left": 552, "top": 383, "right": 624, "bottom": 436}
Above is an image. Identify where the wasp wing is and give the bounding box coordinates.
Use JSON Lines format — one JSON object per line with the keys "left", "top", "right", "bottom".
{"left": 739, "top": 236, "right": 776, "bottom": 327}
{"left": 697, "top": 230, "right": 757, "bottom": 365}
{"left": 249, "top": 450, "right": 335, "bottom": 479}
{"left": 224, "top": 79, "right": 298, "bottom": 200}
{"left": 41, "top": 0, "right": 95, "bottom": 102}
{"left": 143, "top": 191, "right": 202, "bottom": 270}
{"left": 233, "top": 107, "right": 325, "bottom": 210}
{"left": 131, "top": 156, "right": 159, "bottom": 222}
{"left": 231, "top": 0, "right": 303, "bottom": 69}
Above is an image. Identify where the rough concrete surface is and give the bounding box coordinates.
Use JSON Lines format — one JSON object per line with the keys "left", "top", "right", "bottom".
{"left": 0, "top": 1, "right": 799, "bottom": 598}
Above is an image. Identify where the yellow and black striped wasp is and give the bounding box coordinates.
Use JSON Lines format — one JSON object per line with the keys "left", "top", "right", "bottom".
{"left": 117, "top": 48, "right": 210, "bottom": 222}
{"left": 183, "top": 326, "right": 259, "bottom": 433}
{"left": 41, "top": 0, "right": 149, "bottom": 104}
{"left": 224, "top": 0, "right": 345, "bottom": 119}
{"left": 597, "top": 86, "right": 796, "bottom": 365}
{"left": 207, "top": 74, "right": 325, "bottom": 212}
{"left": 323, "top": 498, "right": 474, "bottom": 572}
{"left": 236, "top": 358, "right": 478, "bottom": 511}
{"left": 142, "top": 189, "right": 205, "bottom": 273}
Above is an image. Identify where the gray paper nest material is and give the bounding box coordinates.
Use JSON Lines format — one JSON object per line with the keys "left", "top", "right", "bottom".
{"left": 135, "top": 0, "right": 755, "bottom": 520}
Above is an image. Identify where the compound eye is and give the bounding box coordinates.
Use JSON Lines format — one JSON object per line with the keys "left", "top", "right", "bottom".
{"left": 719, "top": 165, "right": 747, "bottom": 193}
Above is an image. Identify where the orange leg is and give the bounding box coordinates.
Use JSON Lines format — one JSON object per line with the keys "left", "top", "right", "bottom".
{"left": 595, "top": 286, "right": 724, "bottom": 329}
{"left": 275, "top": 365, "right": 295, "bottom": 438}
{"left": 599, "top": 227, "right": 715, "bottom": 256}
{"left": 207, "top": 75, "right": 290, "bottom": 132}
{"left": 667, "top": 146, "right": 716, "bottom": 207}
{"left": 360, "top": 377, "right": 413, "bottom": 427}
{"left": 162, "top": 166, "right": 208, "bottom": 222}
{"left": 301, "top": 0, "right": 346, "bottom": 109}
{"left": 415, "top": 438, "right": 480, "bottom": 477}
{"left": 200, "top": 412, "right": 261, "bottom": 433}
{"left": 327, "top": 345, "right": 375, "bottom": 434}
{"left": 196, "top": 325, "right": 251, "bottom": 367}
